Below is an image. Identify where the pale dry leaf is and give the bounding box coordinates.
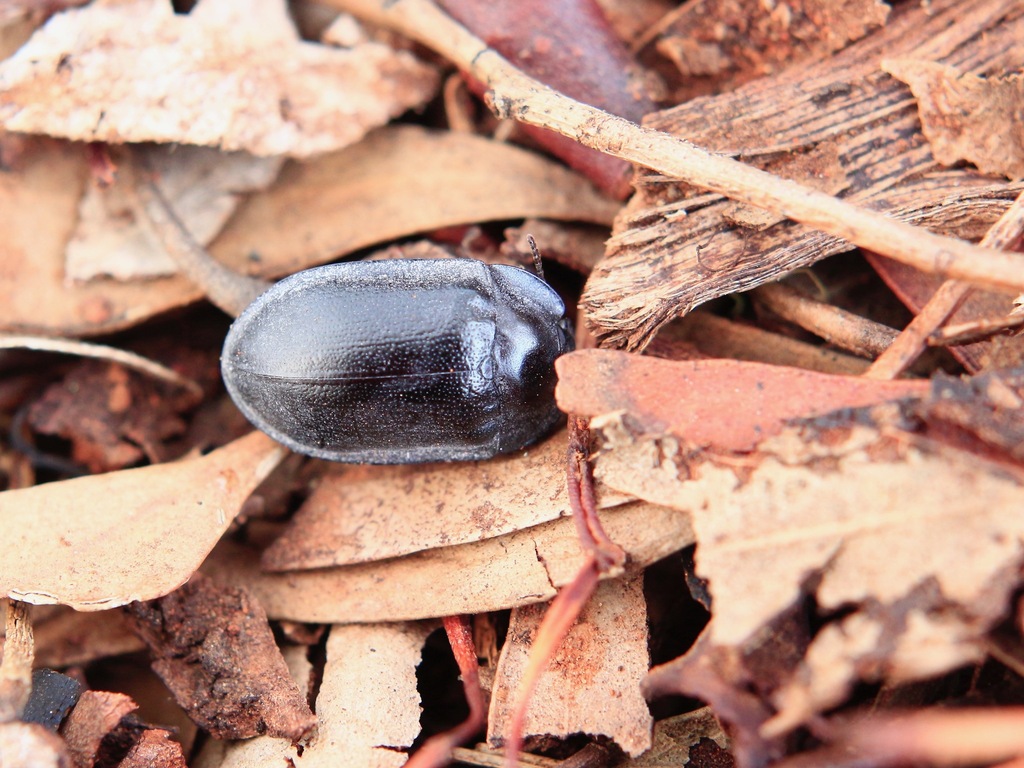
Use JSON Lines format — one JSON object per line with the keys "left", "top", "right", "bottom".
{"left": 67, "top": 145, "right": 283, "bottom": 281}
{"left": 0, "top": 0, "right": 439, "bottom": 157}
{"left": 207, "top": 125, "right": 619, "bottom": 277}
{"left": 576, "top": 396, "right": 1024, "bottom": 731}
{"left": 0, "top": 127, "right": 615, "bottom": 336}
{"left": 204, "top": 501, "right": 694, "bottom": 623}
{"left": 321, "top": 12, "right": 369, "bottom": 47}
{"left": 559, "top": 350, "right": 1024, "bottom": 731}
{"left": 294, "top": 623, "right": 433, "bottom": 767}
{"left": 262, "top": 429, "right": 633, "bottom": 571}
{"left": 0, "top": 431, "right": 285, "bottom": 610}
{"left": 487, "top": 573, "right": 653, "bottom": 757}
{"left": 883, "top": 59, "right": 1024, "bottom": 180}
{"left": 0, "top": 721, "right": 69, "bottom": 767}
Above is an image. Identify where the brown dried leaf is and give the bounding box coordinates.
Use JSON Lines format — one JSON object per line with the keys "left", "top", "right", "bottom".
{"left": 117, "top": 728, "right": 186, "bottom": 768}
{"left": 0, "top": 127, "right": 615, "bottom": 336}
{"left": 834, "top": 707, "right": 1024, "bottom": 767}
{"left": 27, "top": 359, "right": 202, "bottom": 473}
{"left": 67, "top": 145, "right": 283, "bottom": 282}
{"left": 262, "top": 430, "right": 633, "bottom": 571}
{"left": 883, "top": 59, "right": 1024, "bottom": 180}
{"left": 205, "top": 500, "right": 693, "bottom": 623}
{"left": 438, "top": 0, "right": 656, "bottom": 199}
{"left": 555, "top": 350, "right": 927, "bottom": 452}
{"left": 0, "top": 430, "right": 285, "bottom": 610}
{"left": 126, "top": 574, "right": 315, "bottom": 741}
{"left": 488, "top": 573, "right": 653, "bottom": 757}
{"left": 564, "top": 351, "right": 1024, "bottom": 735}
{"left": 0, "top": 0, "right": 439, "bottom": 157}
{"left": 61, "top": 690, "right": 138, "bottom": 768}
{"left": 194, "top": 625, "right": 430, "bottom": 768}
{"left": 864, "top": 252, "right": 1024, "bottom": 373}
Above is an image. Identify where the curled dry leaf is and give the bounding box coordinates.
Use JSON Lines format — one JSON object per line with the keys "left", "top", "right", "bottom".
{"left": 262, "top": 429, "right": 633, "bottom": 571}
{"left": 61, "top": 690, "right": 138, "bottom": 768}
{"left": 0, "top": 430, "right": 285, "bottom": 610}
{"left": 0, "top": 127, "right": 615, "bottom": 336}
{"left": 67, "top": 145, "right": 283, "bottom": 282}
{"left": 488, "top": 573, "right": 653, "bottom": 757}
{"left": 0, "top": 0, "right": 439, "bottom": 157}
{"left": 883, "top": 59, "right": 1024, "bottom": 181}
{"left": 558, "top": 350, "right": 1024, "bottom": 738}
{"left": 126, "top": 574, "right": 315, "bottom": 741}
{"left": 206, "top": 500, "right": 693, "bottom": 623}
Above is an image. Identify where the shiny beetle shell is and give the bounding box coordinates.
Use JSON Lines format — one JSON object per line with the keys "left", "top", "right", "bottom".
{"left": 221, "top": 258, "right": 574, "bottom": 464}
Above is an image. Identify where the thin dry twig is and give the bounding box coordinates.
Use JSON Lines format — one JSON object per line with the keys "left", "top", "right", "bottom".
{"left": 129, "top": 151, "right": 269, "bottom": 318}
{"left": 332, "top": 0, "right": 1024, "bottom": 294}
{"left": 0, "top": 600, "right": 33, "bottom": 722}
{"left": 928, "top": 314, "right": 1024, "bottom": 346}
{"left": 866, "top": 189, "right": 1024, "bottom": 378}
{"left": 838, "top": 708, "right": 1024, "bottom": 766}
{"left": 0, "top": 335, "right": 202, "bottom": 397}
{"left": 753, "top": 283, "right": 899, "bottom": 359}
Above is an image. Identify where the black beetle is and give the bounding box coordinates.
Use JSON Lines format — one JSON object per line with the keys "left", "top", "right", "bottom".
{"left": 221, "top": 258, "right": 574, "bottom": 464}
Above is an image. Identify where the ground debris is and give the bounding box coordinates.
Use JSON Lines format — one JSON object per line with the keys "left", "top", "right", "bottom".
{"left": 883, "top": 59, "right": 1024, "bottom": 181}
{"left": 125, "top": 574, "right": 315, "bottom": 741}
{"left": 0, "top": 0, "right": 439, "bottom": 157}
{"left": 558, "top": 349, "right": 1024, "bottom": 762}
{"left": 584, "top": 0, "right": 1023, "bottom": 349}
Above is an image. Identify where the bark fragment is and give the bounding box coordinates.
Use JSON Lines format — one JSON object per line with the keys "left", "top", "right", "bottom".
{"left": 126, "top": 574, "right": 315, "bottom": 741}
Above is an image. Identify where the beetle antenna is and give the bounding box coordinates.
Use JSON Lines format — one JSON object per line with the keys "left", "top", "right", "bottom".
{"left": 526, "top": 235, "right": 545, "bottom": 281}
